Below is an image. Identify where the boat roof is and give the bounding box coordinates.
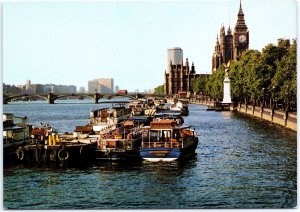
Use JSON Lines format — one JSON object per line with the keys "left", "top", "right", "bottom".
{"left": 142, "top": 125, "right": 191, "bottom": 130}
{"left": 3, "top": 126, "right": 26, "bottom": 131}
{"left": 130, "top": 116, "right": 149, "bottom": 121}
{"left": 155, "top": 111, "right": 181, "bottom": 116}
{"left": 118, "top": 116, "right": 149, "bottom": 122}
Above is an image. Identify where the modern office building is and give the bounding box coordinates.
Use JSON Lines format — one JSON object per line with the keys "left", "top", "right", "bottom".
{"left": 167, "top": 47, "right": 183, "bottom": 65}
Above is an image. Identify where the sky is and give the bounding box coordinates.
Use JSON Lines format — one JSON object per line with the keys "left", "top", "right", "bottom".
{"left": 2, "top": 0, "right": 298, "bottom": 92}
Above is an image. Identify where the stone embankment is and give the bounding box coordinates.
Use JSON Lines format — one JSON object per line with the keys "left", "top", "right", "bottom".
{"left": 189, "top": 99, "right": 297, "bottom": 131}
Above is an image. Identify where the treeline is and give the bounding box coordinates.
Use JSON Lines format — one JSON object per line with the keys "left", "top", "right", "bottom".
{"left": 191, "top": 38, "right": 297, "bottom": 110}
{"left": 3, "top": 83, "right": 22, "bottom": 94}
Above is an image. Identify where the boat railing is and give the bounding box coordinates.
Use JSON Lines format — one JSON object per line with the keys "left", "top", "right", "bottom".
{"left": 141, "top": 141, "right": 180, "bottom": 149}
{"left": 3, "top": 137, "right": 27, "bottom": 145}
{"left": 98, "top": 139, "right": 134, "bottom": 150}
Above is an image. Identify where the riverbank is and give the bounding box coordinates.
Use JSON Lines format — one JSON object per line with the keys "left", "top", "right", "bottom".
{"left": 189, "top": 99, "right": 297, "bottom": 131}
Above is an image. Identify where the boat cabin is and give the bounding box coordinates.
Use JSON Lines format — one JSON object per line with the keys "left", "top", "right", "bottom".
{"left": 141, "top": 120, "right": 195, "bottom": 149}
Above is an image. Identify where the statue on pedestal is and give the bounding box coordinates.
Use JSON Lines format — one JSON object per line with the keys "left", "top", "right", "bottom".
{"left": 222, "top": 61, "right": 232, "bottom": 103}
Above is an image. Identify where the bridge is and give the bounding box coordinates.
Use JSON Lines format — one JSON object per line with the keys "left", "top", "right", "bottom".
{"left": 3, "top": 92, "right": 167, "bottom": 104}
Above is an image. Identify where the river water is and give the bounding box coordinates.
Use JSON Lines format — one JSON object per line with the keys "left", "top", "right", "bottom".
{"left": 3, "top": 100, "right": 297, "bottom": 209}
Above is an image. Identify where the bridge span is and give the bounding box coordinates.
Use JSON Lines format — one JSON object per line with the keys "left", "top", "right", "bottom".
{"left": 3, "top": 93, "right": 166, "bottom": 104}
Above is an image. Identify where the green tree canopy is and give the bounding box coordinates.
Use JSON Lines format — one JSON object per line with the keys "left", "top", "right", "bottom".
{"left": 190, "top": 75, "right": 208, "bottom": 94}
{"left": 206, "top": 65, "right": 224, "bottom": 101}
{"left": 271, "top": 39, "right": 297, "bottom": 103}
{"left": 153, "top": 85, "right": 164, "bottom": 95}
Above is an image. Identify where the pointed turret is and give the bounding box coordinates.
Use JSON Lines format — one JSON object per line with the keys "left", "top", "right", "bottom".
{"left": 235, "top": 0, "right": 246, "bottom": 27}
{"left": 238, "top": 0, "right": 244, "bottom": 16}
{"left": 220, "top": 24, "right": 225, "bottom": 35}
{"left": 191, "top": 62, "right": 195, "bottom": 74}
{"left": 185, "top": 58, "right": 189, "bottom": 67}
{"left": 227, "top": 26, "right": 232, "bottom": 35}
{"left": 185, "top": 58, "right": 189, "bottom": 74}
{"left": 214, "top": 33, "right": 221, "bottom": 53}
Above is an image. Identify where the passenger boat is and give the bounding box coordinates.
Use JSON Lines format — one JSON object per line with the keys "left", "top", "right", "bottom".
{"left": 170, "top": 100, "right": 189, "bottom": 116}
{"left": 89, "top": 104, "right": 131, "bottom": 133}
{"left": 139, "top": 119, "right": 198, "bottom": 162}
{"left": 154, "top": 111, "right": 184, "bottom": 125}
{"left": 3, "top": 113, "right": 32, "bottom": 163}
{"left": 95, "top": 118, "right": 144, "bottom": 161}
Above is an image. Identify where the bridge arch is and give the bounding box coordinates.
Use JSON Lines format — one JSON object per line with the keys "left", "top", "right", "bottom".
{"left": 3, "top": 94, "right": 48, "bottom": 104}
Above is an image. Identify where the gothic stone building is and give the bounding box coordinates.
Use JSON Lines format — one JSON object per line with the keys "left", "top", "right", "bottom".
{"left": 164, "top": 57, "right": 197, "bottom": 95}
{"left": 212, "top": 1, "right": 249, "bottom": 72}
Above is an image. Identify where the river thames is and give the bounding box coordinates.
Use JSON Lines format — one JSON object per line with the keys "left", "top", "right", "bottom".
{"left": 3, "top": 100, "right": 297, "bottom": 209}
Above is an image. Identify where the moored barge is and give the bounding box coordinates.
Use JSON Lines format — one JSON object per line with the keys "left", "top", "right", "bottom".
{"left": 3, "top": 113, "right": 32, "bottom": 163}
{"left": 95, "top": 118, "right": 145, "bottom": 161}
{"left": 16, "top": 131, "right": 97, "bottom": 166}
{"left": 139, "top": 119, "right": 198, "bottom": 162}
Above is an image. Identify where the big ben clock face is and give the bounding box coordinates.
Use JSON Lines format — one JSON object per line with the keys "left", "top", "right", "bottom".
{"left": 239, "top": 35, "right": 247, "bottom": 43}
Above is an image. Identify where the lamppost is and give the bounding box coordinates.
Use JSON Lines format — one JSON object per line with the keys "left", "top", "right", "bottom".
{"left": 263, "top": 88, "right": 266, "bottom": 106}
{"left": 285, "top": 84, "right": 290, "bottom": 125}
{"left": 271, "top": 86, "right": 275, "bottom": 120}
{"left": 286, "top": 84, "right": 290, "bottom": 112}
{"left": 261, "top": 88, "right": 265, "bottom": 115}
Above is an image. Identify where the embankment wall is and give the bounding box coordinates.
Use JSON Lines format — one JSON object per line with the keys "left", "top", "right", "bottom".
{"left": 190, "top": 100, "right": 297, "bottom": 131}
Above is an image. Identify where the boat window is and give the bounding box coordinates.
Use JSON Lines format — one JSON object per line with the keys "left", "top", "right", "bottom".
{"left": 150, "top": 131, "right": 159, "bottom": 141}
{"left": 173, "top": 130, "right": 179, "bottom": 139}
{"left": 162, "top": 130, "right": 171, "bottom": 139}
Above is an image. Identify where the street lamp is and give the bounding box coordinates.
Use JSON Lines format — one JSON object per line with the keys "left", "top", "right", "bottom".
{"left": 283, "top": 84, "right": 291, "bottom": 125}
{"left": 270, "top": 86, "right": 275, "bottom": 118}
{"left": 262, "top": 87, "right": 265, "bottom": 109}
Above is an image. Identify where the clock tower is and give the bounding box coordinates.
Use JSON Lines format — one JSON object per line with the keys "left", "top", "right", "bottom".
{"left": 211, "top": 0, "right": 249, "bottom": 72}
{"left": 233, "top": 0, "right": 249, "bottom": 60}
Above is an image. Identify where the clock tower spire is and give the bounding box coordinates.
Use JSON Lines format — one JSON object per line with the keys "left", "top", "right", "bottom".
{"left": 233, "top": 0, "right": 249, "bottom": 60}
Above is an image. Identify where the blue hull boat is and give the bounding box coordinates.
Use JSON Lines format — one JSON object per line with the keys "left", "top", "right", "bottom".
{"left": 140, "top": 120, "right": 198, "bottom": 162}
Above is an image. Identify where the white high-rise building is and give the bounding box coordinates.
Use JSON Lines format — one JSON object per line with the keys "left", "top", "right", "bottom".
{"left": 168, "top": 47, "right": 183, "bottom": 65}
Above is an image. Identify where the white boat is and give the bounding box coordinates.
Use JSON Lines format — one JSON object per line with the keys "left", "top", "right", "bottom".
{"left": 170, "top": 100, "right": 189, "bottom": 116}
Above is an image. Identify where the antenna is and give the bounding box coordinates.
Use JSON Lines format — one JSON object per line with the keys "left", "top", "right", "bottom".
{"left": 229, "top": 8, "right": 231, "bottom": 27}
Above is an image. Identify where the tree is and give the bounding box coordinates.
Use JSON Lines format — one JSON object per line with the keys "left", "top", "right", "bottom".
{"left": 228, "top": 60, "right": 245, "bottom": 102}
{"left": 261, "top": 39, "right": 291, "bottom": 94}
{"left": 153, "top": 85, "right": 164, "bottom": 95}
{"left": 190, "top": 75, "right": 208, "bottom": 94}
{"left": 206, "top": 65, "right": 224, "bottom": 101}
{"left": 271, "top": 39, "right": 297, "bottom": 109}
{"left": 239, "top": 50, "right": 264, "bottom": 102}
